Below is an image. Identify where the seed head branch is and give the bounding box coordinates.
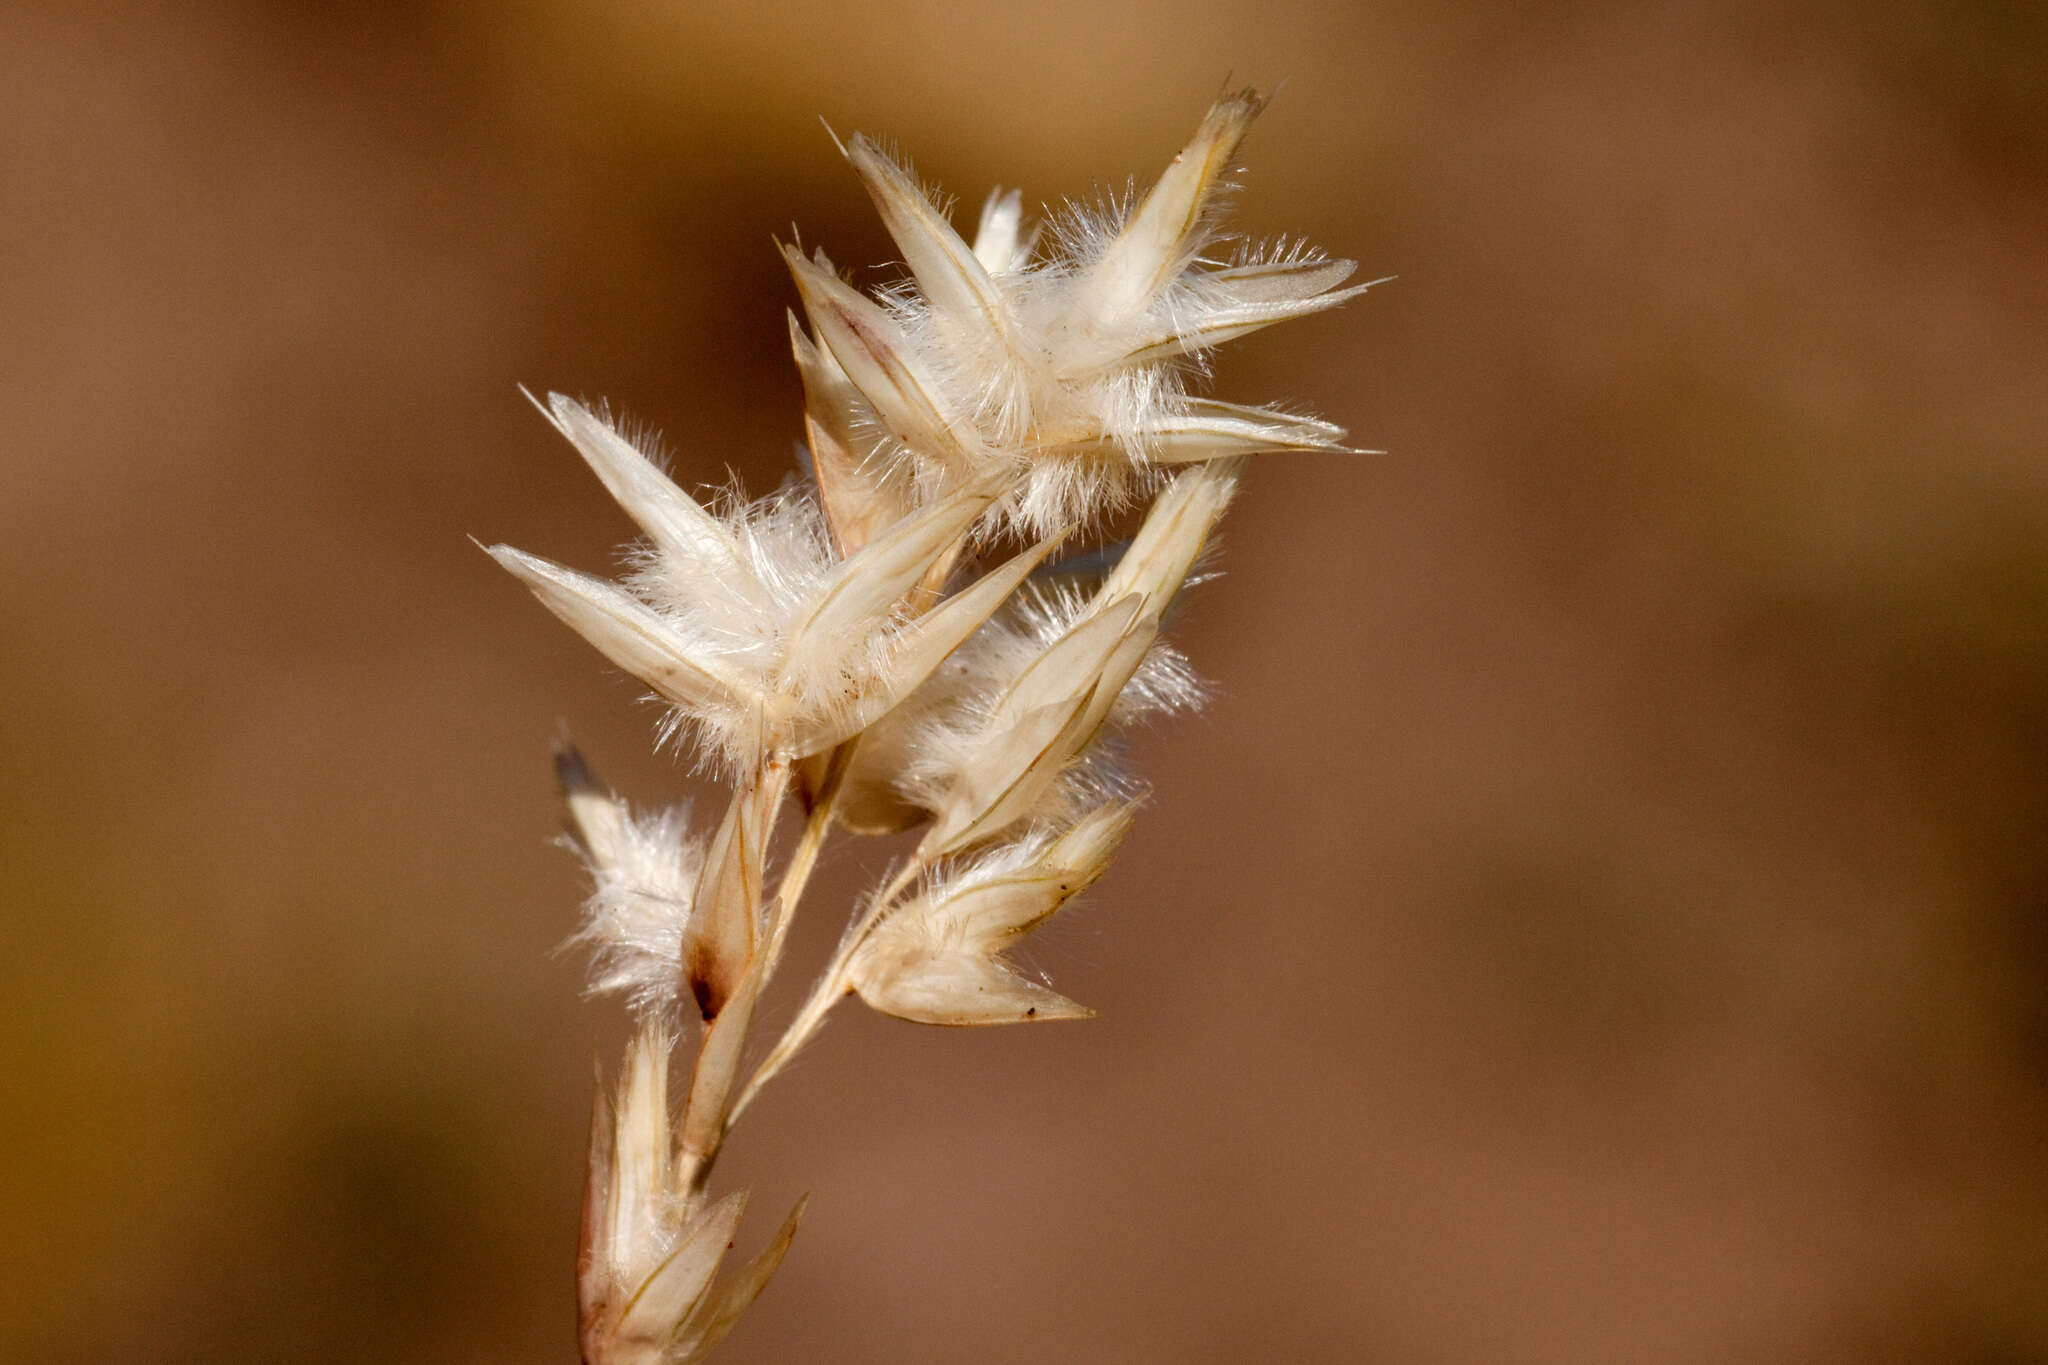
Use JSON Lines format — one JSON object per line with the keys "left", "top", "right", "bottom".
{"left": 485, "top": 87, "right": 1370, "bottom": 1361}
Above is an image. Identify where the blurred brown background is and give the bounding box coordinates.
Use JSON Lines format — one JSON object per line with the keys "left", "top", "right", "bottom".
{"left": 4, "top": 0, "right": 2045, "bottom": 1360}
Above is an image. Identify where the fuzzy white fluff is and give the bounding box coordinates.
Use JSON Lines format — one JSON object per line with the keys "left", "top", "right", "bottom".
{"left": 893, "top": 582, "right": 1202, "bottom": 825}
{"left": 788, "top": 90, "right": 1373, "bottom": 537}
{"left": 849, "top": 802, "right": 1137, "bottom": 1024}
{"left": 569, "top": 796, "right": 705, "bottom": 1019}
{"left": 491, "top": 395, "right": 1037, "bottom": 775}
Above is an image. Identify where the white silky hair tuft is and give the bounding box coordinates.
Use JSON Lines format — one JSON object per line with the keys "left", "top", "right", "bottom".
{"left": 570, "top": 800, "right": 706, "bottom": 1020}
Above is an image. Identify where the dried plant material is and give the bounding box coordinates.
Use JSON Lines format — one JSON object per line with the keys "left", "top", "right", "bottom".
{"left": 849, "top": 802, "right": 1135, "bottom": 1024}
{"left": 784, "top": 245, "right": 979, "bottom": 473}
{"left": 681, "top": 779, "right": 774, "bottom": 1020}
{"left": 781, "top": 89, "right": 1372, "bottom": 535}
{"left": 842, "top": 133, "right": 1014, "bottom": 361}
{"left": 678, "top": 942, "right": 767, "bottom": 1188}
{"left": 796, "top": 521, "right": 1070, "bottom": 754}
{"left": 971, "top": 187, "right": 1039, "bottom": 275}
{"left": 916, "top": 594, "right": 1146, "bottom": 853}
{"left": 787, "top": 312, "right": 912, "bottom": 556}
{"left": 559, "top": 745, "right": 705, "bottom": 1020}
{"left": 1064, "top": 91, "right": 1270, "bottom": 336}
{"left": 580, "top": 1029, "right": 794, "bottom": 1365}
{"left": 489, "top": 544, "right": 747, "bottom": 720}
{"left": 908, "top": 459, "right": 1239, "bottom": 853}
{"left": 663, "top": 1195, "right": 808, "bottom": 1361}
{"left": 488, "top": 89, "right": 1368, "bottom": 1360}
{"left": 489, "top": 410, "right": 1020, "bottom": 771}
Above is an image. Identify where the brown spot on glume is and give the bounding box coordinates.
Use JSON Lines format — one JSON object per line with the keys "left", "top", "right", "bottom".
{"left": 1025, "top": 1008, "right": 1037, "bottom": 1017}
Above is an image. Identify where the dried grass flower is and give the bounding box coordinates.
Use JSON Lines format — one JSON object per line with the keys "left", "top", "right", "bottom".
{"left": 485, "top": 88, "right": 1368, "bottom": 1360}
{"left": 787, "top": 91, "right": 1373, "bottom": 537}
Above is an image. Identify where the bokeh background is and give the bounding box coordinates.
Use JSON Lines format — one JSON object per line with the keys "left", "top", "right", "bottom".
{"left": 4, "top": 0, "right": 2045, "bottom": 1360}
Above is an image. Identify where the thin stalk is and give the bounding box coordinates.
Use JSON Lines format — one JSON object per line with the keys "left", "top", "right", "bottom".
{"left": 756, "top": 742, "right": 853, "bottom": 997}
{"left": 727, "top": 851, "right": 926, "bottom": 1124}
